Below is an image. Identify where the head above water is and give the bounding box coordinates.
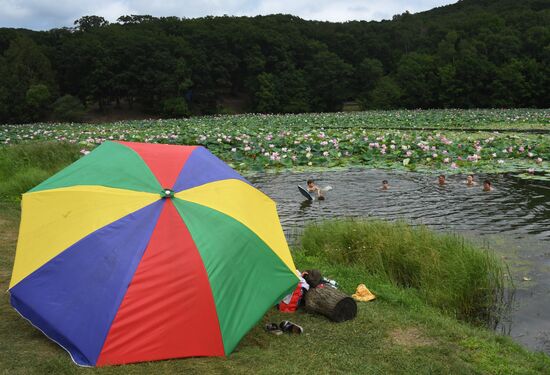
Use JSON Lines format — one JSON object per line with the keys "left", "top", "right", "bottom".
{"left": 382, "top": 180, "right": 388, "bottom": 185}
{"left": 483, "top": 179, "right": 492, "bottom": 191}
{"left": 438, "top": 175, "right": 446, "bottom": 184}
{"left": 307, "top": 179, "right": 314, "bottom": 186}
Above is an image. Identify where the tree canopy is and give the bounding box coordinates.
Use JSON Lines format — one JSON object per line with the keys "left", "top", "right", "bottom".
{"left": 0, "top": 0, "right": 548, "bottom": 123}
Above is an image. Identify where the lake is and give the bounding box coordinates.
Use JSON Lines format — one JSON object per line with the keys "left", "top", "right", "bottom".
{"left": 250, "top": 169, "right": 550, "bottom": 353}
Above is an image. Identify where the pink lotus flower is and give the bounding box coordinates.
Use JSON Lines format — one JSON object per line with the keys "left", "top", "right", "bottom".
{"left": 536, "top": 157, "right": 543, "bottom": 164}
{"left": 451, "top": 162, "right": 458, "bottom": 169}
{"left": 443, "top": 158, "right": 450, "bottom": 163}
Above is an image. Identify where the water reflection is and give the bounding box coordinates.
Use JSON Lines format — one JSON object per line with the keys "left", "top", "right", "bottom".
{"left": 249, "top": 169, "right": 550, "bottom": 353}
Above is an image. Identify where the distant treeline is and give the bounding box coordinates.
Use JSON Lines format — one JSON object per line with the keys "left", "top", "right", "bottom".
{"left": 0, "top": 0, "right": 548, "bottom": 123}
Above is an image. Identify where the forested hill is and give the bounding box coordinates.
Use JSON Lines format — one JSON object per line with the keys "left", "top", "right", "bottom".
{"left": 0, "top": 0, "right": 548, "bottom": 123}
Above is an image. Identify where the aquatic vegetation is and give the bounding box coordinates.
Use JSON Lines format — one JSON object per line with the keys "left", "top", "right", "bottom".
{"left": 0, "top": 109, "right": 548, "bottom": 174}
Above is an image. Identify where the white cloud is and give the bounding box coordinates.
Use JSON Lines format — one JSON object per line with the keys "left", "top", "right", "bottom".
{"left": 0, "top": 0, "right": 457, "bottom": 30}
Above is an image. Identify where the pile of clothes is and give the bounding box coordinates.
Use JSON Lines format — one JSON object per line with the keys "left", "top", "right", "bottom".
{"left": 278, "top": 269, "right": 339, "bottom": 313}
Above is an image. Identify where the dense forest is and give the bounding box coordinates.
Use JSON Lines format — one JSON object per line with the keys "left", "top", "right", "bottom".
{"left": 0, "top": 0, "right": 548, "bottom": 123}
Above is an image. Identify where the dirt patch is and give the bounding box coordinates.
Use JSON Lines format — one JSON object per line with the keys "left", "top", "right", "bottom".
{"left": 0, "top": 217, "right": 18, "bottom": 243}
{"left": 390, "top": 327, "right": 435, "bottom": 348}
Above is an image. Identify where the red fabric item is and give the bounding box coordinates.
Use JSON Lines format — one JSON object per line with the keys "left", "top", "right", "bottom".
{"left": 96, "top": 200, "right": 224, "bottom": 366}
{"left": 278, "top": 284, "right": 302, "bottom": 313}
{"left": 118, "top": 141, "right": 196, "bottom": 189}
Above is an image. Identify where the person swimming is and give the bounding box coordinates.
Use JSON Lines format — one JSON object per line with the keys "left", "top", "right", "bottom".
{"left": 307, "top": 179, "right": 325, "bottom": 200}
{"left": 465, "top": 174, "right": 477, "bottom": 186}
{"left": 438, "top": 174, "right": 446, "bottom": 186}
{"left": 306, "top": 179, "right": 332, "bottom": 200}
{"left": 483, "top": 179, "right": 493, "bottom": 192}
{"left": 381, "top": 180, "right": 389, "bottom": 190}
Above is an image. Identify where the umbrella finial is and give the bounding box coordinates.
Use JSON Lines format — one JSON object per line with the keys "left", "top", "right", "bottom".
{"left": 161, "top": 189, "right": 175, "bottom": 199}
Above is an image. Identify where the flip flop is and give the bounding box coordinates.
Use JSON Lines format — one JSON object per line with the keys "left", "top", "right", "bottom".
{"left": 279, "top": 320, "right": 303, "bottom": 334}
{"left": 265, "top": 323, "right": 283, "bottom": 335}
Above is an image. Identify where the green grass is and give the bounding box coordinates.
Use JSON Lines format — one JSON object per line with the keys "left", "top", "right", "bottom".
{"left": 299, "top": 219, "right": 509, "bottom": 327}
{"left": 1, "top": 206, "right": 549, "bottom": 374}
{"left": 0, "top": 142, "right": 80, "bottom": 200}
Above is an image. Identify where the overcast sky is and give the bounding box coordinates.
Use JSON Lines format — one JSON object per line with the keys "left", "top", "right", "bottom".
{"left": 1, "top": 0, "right": 458, "bottom": 30}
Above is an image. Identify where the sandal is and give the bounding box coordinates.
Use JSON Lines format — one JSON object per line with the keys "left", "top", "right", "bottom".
{"left": 265, "top": 323, "right": 283, "bottom": 335}
{"left": 279, "top": 320, "right": 303, "bottom": 334}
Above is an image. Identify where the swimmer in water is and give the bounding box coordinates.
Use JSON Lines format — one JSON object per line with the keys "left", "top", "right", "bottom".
{"left": 381, "top": 180, "right": 389, "bottom": 190}
{"left": 465, "top": 174, "right": 477, "bottom": 186}
{"left": 438, "top": 174, "right": 446, "bottom": 186}
{"left": 307, "top": 179, "right": 325, "bottom": 199}
{"left": 483, "top": 179, "right": 493, "bottom": 192}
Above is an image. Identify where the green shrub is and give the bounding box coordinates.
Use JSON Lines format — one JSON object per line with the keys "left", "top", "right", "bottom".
{"left": 298, "top": 218, "right": 509, "bottom": 326}
{"left": 52, "top": 95, "right": 85, "bottom": 122}
{"left": 25, "top": 84, "right": 52, "bottom": 120}
{"left": 162, "top": 97, "right": 190, "bottom": 118}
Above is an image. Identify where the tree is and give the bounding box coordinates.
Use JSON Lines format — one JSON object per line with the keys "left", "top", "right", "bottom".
{"left": 2, "top": 36, "right": 56, "bottom": 122}
{"left": 52, "top": 95, "right": 85, "bottom": 122}
{"left": 305, "top": 50, "right": 353, "bottom": 111}
{"left": 396, "top": 53, "right": 439, "bottom": 108}
{"left": 356, "top": 58, "right": 384, "bottom": 108}
{"left": 162, "top": 97, "right": 190, "bottom": 118}
{"left": 254, "top": 73, "right": 280, "bottom": 113}
{"left": 25, "top": 84, "right": 51, "bottom": 120}
{"left": 74, "top": 16, "right": 109, "bottom": 32}
{"left": 117, "top": 15, "right": 157, "bottom": 25}
{"left": 366, "top": 76, "right": 402, "bottom": 109}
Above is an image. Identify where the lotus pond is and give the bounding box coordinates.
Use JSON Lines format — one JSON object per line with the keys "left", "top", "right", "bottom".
{"left": 1, "top": 109, "right": 549, "bottom": 354}
{"left": 1, "top": 109, "right": 549, "bottom": 178}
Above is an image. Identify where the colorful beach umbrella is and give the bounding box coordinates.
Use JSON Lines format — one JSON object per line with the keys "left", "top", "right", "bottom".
{"left": 9, "top": 141, "right": 298, "bottom": 367}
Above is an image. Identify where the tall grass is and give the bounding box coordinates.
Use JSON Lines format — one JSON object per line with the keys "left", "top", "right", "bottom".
{"left": 298, "top": 218, "right": 510, "bottom": 327}
{"left": 0, "top": 142, "right": 80, "bottom": 200}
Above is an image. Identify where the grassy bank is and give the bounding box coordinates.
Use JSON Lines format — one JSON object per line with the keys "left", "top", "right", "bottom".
{"left": 1, "top": 206, "right": 549, "bottom": 374}
{"left": 0, "top": 142, "right": 80, "bottom": 201}
{"left": 299, "top": 219, "right": 509, "bottom": 327}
